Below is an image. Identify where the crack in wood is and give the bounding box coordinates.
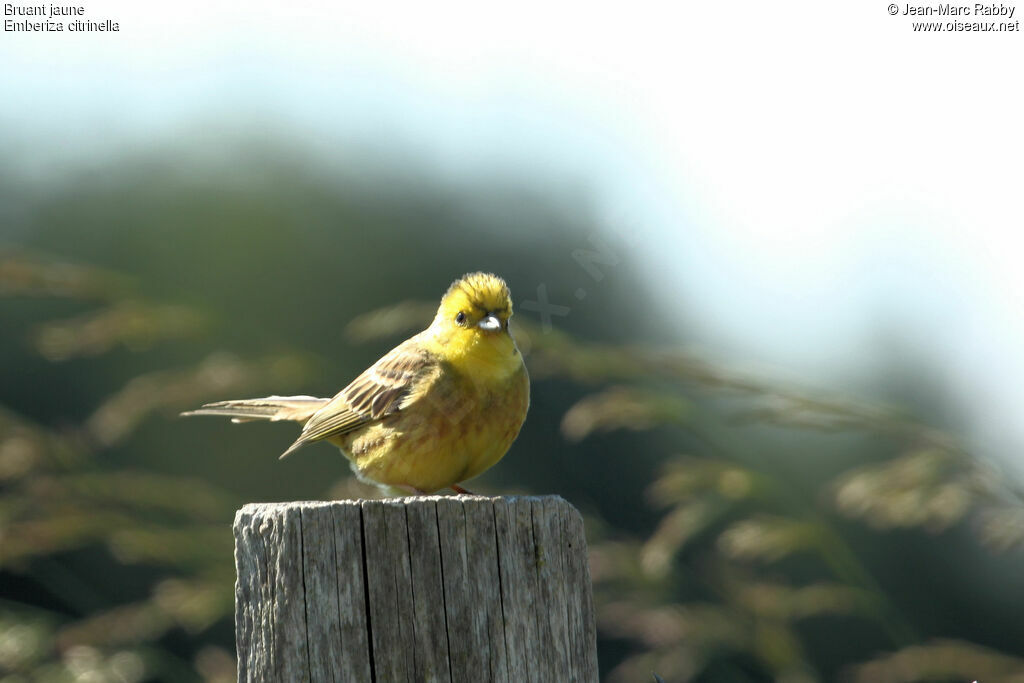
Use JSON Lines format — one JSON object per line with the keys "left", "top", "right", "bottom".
{"left": 233, "top": 496, "right": 597, "bottom": 682}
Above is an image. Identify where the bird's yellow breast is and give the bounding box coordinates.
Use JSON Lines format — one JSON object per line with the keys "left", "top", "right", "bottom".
{"left": 332, "top": 361, "right": 529, "bottom": 493}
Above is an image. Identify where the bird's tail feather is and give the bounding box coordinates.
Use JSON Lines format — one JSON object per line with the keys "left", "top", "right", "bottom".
{"left": 181, "top": 395, "right": 329, "bottom": 424}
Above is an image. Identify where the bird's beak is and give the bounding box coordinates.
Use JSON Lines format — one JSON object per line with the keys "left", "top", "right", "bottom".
{"left": 478, "top": 314, "right": 501, "bottom": 331}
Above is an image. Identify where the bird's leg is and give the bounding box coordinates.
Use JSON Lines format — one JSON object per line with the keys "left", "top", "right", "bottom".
{"left": 451, "top": 484, "right": 476, "bottom": 495}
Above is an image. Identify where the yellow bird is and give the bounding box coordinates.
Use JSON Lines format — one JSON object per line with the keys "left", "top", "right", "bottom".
{"left": 183, "top": 272, "right": 530, "bottom": 494}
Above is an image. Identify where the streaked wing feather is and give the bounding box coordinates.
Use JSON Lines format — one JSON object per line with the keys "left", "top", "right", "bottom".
{"left": 295, "top": 340, "right": 433, "bottom": 444}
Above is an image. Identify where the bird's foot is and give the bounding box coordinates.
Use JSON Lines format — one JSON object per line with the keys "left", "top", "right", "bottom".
{"left": 451, "top": 484, "right": 476, "bottom": 495}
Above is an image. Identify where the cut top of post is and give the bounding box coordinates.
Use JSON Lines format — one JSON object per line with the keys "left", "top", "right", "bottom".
{"left": 233, "top": 495, "right": 598, "bottom": 683}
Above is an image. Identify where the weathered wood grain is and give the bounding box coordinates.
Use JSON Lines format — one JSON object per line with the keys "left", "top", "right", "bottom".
{"left": 562, "top": 503, "right": 599, "bottom": 680}
{"left": 234, "top": 503, "right": 311, "bottom": 682}
{"left": 360, "top": 500, "right": 415, "bottom": 681}
{"left": 234, "top": 496, "right": 598, "bottom": 682}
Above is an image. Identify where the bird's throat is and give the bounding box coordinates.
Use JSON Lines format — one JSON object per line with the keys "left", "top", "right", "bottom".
{"left": 424, "top": 328, "right": 522, "bottom": 383}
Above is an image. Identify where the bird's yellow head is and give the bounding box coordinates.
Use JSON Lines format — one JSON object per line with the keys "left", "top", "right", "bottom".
{"left": 435, "top": 272, "right": 513, "bottom": 333}
{"left": 426, "top": 272, "right": 520, "bottom": 375}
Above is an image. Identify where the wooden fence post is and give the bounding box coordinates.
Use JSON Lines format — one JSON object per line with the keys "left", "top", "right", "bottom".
{"left": 233, "top": 495, "right": 599, "bottom": 682}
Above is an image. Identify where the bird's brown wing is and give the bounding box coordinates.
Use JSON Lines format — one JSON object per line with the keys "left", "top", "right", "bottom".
{"left": 280, "top": 338, "right": 436, "bottom": 457}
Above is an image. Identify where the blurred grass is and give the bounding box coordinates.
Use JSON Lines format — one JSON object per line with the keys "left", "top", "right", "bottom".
{"left": 1, "top": 144, "right": 1023, "bottom": 682}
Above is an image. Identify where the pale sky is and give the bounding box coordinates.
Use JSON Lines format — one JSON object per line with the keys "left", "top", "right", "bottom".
{"left": 2, "top": 0, "right": 1023, "bottom": 467}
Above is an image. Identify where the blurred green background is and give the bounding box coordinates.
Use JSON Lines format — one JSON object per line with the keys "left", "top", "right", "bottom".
{"left": 3, "top": 2, "right": 1024, "bottom": 681}
{"left": 2, "top": 137, "right": 1024, "bottom": 682}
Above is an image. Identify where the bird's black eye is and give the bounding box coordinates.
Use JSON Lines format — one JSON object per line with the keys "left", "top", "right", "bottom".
{"left": 455, "top": 311, "right": 467, "bottom": 325}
